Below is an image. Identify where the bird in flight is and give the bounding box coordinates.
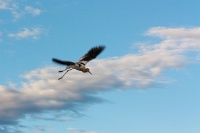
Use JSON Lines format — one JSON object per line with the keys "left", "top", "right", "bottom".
{"left": 52, "top": 45, "right": 105, "bottom": 80}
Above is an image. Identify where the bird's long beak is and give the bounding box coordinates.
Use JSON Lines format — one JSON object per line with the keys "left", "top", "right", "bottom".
{"left": 88, "top": 71, "right": 92, "bottom": 75}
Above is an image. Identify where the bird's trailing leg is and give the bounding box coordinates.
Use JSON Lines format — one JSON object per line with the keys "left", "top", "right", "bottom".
{"left": 58, "top": 68, "right": 73, "bottom": 80}
{"left": 58, "top": 67, "right": 69, "bottom": 73}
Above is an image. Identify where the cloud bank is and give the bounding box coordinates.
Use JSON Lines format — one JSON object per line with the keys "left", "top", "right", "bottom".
{"left": 1, "top": 27, "right": 200, "bottom": 127}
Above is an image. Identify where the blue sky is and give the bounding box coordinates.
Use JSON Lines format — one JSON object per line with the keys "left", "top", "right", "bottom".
{"left": 0, "top": 0, "right": 200, "bottom": 133}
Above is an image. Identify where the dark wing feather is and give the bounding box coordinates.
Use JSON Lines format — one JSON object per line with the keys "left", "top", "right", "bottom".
{"left": 79, "top": 45, "right": 105, "bottom": 63}
{"left": 52, "top": 58, "right": 75, "bottom": 66}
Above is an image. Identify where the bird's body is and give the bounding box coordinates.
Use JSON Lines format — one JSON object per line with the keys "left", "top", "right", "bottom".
{"left": 52, "top": 45, "right": 105, "bottom": 80}
{"left": 61, "top": 62, "right": 88, "bottom": 72}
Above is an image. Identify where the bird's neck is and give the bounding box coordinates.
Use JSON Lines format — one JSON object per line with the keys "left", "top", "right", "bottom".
{"left": 82, "top": 68, "right": 88, "bottom": 73}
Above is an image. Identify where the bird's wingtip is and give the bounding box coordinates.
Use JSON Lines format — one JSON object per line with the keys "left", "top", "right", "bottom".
{"left": 52, "top": 58, "right": 58, "bottom": 62}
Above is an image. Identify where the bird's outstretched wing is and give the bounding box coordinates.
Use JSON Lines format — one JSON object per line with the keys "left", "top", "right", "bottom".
{"left": 79, "top": 45, "right": 105, "bottom": 64}
{"left": 52, "top": 58, "right": 75, "bottom": 66}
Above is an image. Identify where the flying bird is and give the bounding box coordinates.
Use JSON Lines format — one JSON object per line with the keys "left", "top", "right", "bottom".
{"left": 52, "top": 45, "right": 105, "bottom": 80}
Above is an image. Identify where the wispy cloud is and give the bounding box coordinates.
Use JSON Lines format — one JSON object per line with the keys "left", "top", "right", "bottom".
{"left": 31, "top": 126, "right": 54, "bottom": 132}
{"left": 0, "top": 27, "right": 200, "bottom": 129}
{"left": 0, "top": 126, "right": 23, "bottom": 133}
{"left": 32, "top": 115, "right": 73, "bottom": 122}
{"left": 0, "top": 32, "right": 3, "bottom": 42}
{"left": 0, "top": 1, "right": 43, "bottom": 42}
{"left": 24, "top": 6, "right": 41, "bottom": 16}
{"left": 0, "top": 0, "right": 42, "bottom": 20}
{"left": 67, "top": 128, "right": 98, "bottom": 133}
{"left": 8, "top": 27, "right": 42, "bottom": 39}
{"left": 0, "top": 0, "right": 17, "bottom": 10}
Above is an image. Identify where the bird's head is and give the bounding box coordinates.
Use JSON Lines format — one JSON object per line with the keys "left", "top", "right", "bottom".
{"left": 83, "top": 68, "right": 92, "bottom": 75}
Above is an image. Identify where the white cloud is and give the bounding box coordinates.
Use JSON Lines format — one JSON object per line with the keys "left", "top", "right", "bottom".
{"left": 24, "top": 6, "right": 41, "bottom": 16}
{"left": 67, "top": 128, "right": 80, "bottom": 131}
{"left": 0, "top": 0, "right": 17, "bottom": 10}
{"left": 31, "top": 126, "right": 54, "bottom": 132}
{"left": 1, "top": 27, "right": 200, "bottom": 126}
{"left": 8, "top": 27, "right": 42, "bottom": 39}
{"left": 146, "top": 27, "right": 200, "bottom": 39}
{"left": 0, "top": 0, "right": 21, "bottom": 20}
{"left": 67, "top": 128, "right": 98, "bottom": 133}
{"left": 0, "top": 0, "right": 42, "bottom": 20}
